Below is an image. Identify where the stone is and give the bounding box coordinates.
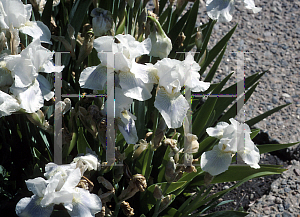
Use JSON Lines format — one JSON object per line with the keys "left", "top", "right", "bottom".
{"left": 275, "top": 197, "right": 283, "bottom": 204}
{"left": 293, "top": 168, "right": 300, "bottom": 176}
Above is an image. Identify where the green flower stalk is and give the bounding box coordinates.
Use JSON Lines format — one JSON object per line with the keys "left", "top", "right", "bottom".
{"left": 147, "top": 16, "right": 172, "bottom": 59}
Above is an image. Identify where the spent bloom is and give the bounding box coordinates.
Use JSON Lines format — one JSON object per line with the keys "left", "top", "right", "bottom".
{"left": 206, "top": 0, "right": 262, "bottom": 22}
{"left": 201, "top": 118, "right": 260, "bottom": 176}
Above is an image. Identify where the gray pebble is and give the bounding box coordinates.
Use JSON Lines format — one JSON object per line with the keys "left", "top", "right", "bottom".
{"left": 278, "top": 204, "right": 284, "bottom": 212}
{"left": 282, "top": 212, "right": 292, "bottom": 217}
{"left": 275, "top": 197, "right": 283, "bottom": 204}
{"left": 284, "top": 187, "right": 291, "bottom": 193}
{"left": 272, "top": 97, "right": 279, "bottom": 104}
{"left": 293, "top": 168, "right": 300, "bottom": 176}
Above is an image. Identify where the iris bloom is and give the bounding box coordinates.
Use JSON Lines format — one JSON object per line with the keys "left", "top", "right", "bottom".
{"left": 206, "top": 0, "right": 262, "bottom": 22}
{"left": 1, "top": 39, "right": 64, "bottom": 114}
{"left": 135, "top": 53, "right": 210, "bottom": 129}
{"left": 79, "top": 34, "right": 153, "bottom": 101}
{"left": 0, "top": 0, "right": 52, "bottom": 43}
{"left": 200, "top": 118, "right": 260, "bottom": 176}
{"left": 16, "top": 154, "right": 102, "bottom": 217}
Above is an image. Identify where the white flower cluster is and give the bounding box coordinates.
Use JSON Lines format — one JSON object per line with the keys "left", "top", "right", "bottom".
{"left": 79, "top": 34, "right": 210, "bottom": 144}
{"left": 0, "top": 39, "right": 64, "bottom": 117}
{"left": 16, "top": 153, "right": 102, "bottom": 217}
{"left": 200, "top": 118, "right": 260, "bottom": 176}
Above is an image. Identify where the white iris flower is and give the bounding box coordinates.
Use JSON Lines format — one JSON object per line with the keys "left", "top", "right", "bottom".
{"left": 135, "top": 53, "right": 210, "bottom": 129}
{"left": 206, "top": 0, "right": 262, "bottom": 22}
{"left": 79, "top": 34, "right": 153, "bottom": 101}
{"left": 201, "top": 118, "right": 260, "bottom": 176}
{"left": 0, "top": 0, "right": 52, "bottom": 44}
{"left": 16, "top": 153, "right": 102, "bottom": 217}
{"left": 1, "top": 39, "right": 64, "bottom": 114}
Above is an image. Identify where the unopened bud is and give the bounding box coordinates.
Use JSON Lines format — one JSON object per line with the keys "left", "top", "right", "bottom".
{"left": 198, "top": 49, "right": 206, "bottom": 67}
{"left": 165, "top": 157, "right": 176, "bottom": 183}
{"left": 26, "top": 110, "right": 52, "bottom": 132}
{"left": 185, "top": 133, "right": 199, "bottom": 154}
{"left": 133, "top": 139, "right": 148, "bottom": 159}
{"left": 153, "top": 185, "right": 163, "bottom": 200}
{"left": 159, "top": 195, "right": 173, "bottom": 213}
{"left": 147, "top": 16, "right": 172, "bottom": 59}
{"left": 195, "top": 28, "right": 203, "bottom": 50}
{"left": 0, "top": 32, "right": 6, "bottom": 53}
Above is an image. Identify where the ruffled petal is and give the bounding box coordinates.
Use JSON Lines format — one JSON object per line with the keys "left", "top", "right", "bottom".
{"left": 20, "top": 21, "right": 52, "bottom": 44}
{"left": 154, "top": 88, "right": 189, "bottom": 129}
{"left": 200, "top": 145, "right": 233, "bottom": 176}
{"left": 206, "top": 122, "right": 229, "bottom": 139}
{"left": 79, "top": 65, "right": 107, "bottom": 90}
{"left": 10, "top": 79, "right": 44, "bottom": 113}
{"left": 6, "top": 56, "right": 36, "bottom": 88}
{"left": 41, "top": 60, "right": 64, "bottom": 73}
{"left": 115, "top": 34, "right": 151, "bottom": 59}
{"left": 118, "top": 71, "right": 153, "bottom": 101}
{"left": 25, "top": 177, "right": 47, "bottom": 198}
{"left": 131, "top": 62, "right": 158, "bottom": 84}
{"left": 0, "top": 91, "right": 20, "bottom": 117}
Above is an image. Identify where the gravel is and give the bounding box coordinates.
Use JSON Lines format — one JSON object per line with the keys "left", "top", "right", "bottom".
{"left": 147, "top": 0, "right": 300, "bottom": 216}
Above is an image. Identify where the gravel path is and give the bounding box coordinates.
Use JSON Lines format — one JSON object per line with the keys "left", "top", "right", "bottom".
{"left": 148, "top": 0, "right": 300, "bottom": 216}
{"left": 195, "top": 0, "right": 300, "bottom": 216}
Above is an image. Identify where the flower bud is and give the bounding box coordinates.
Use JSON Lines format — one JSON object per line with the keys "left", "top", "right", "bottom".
{"left": 26, "top": 110, "right": 52, "bottom": 132}
{"left": 9, "top": 25, "right": 19, "bottom": 55}
{"left": 153, "top": 185, "right": 163, "bottom": 200}
{"left": 0, "top": 32, "right": 6, "bottom": 53}
{"left": 91, "top": 8, "right": 113, "bottom": 37}
{"left": 185, "top": 133, "right": 199, "bottom": 154}
{"left": 159, "top": 195, "right": 173, "bottom": 213}
{"left": 195, "top": 28, "right": 203, "bottom": 50}
{"left": 165, "top": 157, "right": 176, "bottom": 183}
{"left": 133, "top": 139, "right": 148, "bottom": 159}
{"left": 147, "top": 16, "right": 172, "bottom": 59}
